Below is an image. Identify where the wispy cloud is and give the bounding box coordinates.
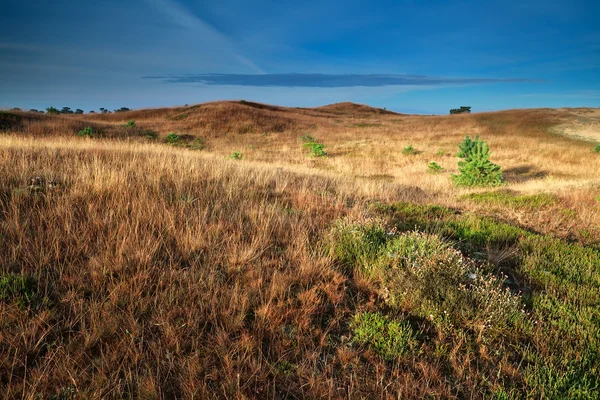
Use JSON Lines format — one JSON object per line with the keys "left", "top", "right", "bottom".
{"left": 142, "top": 0, "right": 263, "bottom": 73}
{"left": 144, "top": 73, "right": 539, "bottom": 87}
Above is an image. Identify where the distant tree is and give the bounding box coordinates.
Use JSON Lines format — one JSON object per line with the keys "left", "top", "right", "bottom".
{"left": 450, "top": 106, "right": 471, "bottom": 115}
{"left": 29, "top": 109, "right": 40, "bottom": 113}
{"left": 60, "top": 106, "right": 73, "bottom": 114}
{"left": 11, "top": 107, "right": 21, "bottom": 111}
{"left": 114, "top": 107, "right": 130, "bottom": 112}
{"left": 46, "top": 106, "right": 60, "bottom": 114}
{"left": 89, "top": 110, "right": 96, "bottom": 114}
{"left": 75, "top": 109, "right": 84, "bottom": 114}
{"left": 100, "top": 108, "right": 110, "bottom": 114}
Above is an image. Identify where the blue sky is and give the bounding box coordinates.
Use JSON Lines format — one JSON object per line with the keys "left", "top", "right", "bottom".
{"left": 1, "top": 0, "right": 599, "bottom": 114}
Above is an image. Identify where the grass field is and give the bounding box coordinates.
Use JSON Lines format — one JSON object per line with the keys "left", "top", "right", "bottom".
{"left": 1, "top": 102, "right": 600, "bottom": 398}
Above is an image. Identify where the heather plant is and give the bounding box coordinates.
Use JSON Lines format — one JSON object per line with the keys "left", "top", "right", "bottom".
{"left": 452, "top": 135, "right": 503, "bottom": 187}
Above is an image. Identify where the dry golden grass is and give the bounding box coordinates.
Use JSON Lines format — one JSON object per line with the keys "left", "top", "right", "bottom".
{"left": 1, "top": 102, "right": 599, "bottom": 398}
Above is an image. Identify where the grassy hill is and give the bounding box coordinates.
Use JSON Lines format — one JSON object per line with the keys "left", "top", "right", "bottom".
{"left": 1, "top": 102, "right": 599, "bottom": 398}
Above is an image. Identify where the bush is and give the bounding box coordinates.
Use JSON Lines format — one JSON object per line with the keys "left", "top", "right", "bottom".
{"left": 77, "top": 126, "right": 94, "bottom": 137}
{"left": 352, "top": 312, "right": 417, "bottom": 360}
{"left": 302, "top": 135, "right": 327, "bottom": 157}
{"left": 46, "top": 106, "right": 59, "bottom": 115}
{"left": 122, "top": 120, "right": 136, "bottom": 128}
{"left": 165, "top": 133, "right": 180, "bottom": 144}
{"left": 229, "top": 152, "right": 243, "bottom": 160}
{"left": 428, "top": 161, "right": 444, "bottom": 173}
{"left": 452, "top": 135, "right": 503, "bottom": 187}
{"left": 594, "top": 145, "right": 600, "bottom": 153}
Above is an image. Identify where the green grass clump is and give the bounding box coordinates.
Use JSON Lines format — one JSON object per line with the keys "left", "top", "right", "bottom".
{"left": 122, "top": 120, "right": 136, "bottom": 128}
{"left": 427, "top": 161, "right": 444, "bottom": 173}
{"left": 352, "top": 312, "right": 417, "bottom": 360}
{"left": 594, "top": 144, "right": 600, "bottom": 153}
{"left": 0, "top": 273, "right": 37, "bottom": 308}
{"left": 77, "top": 126, "right": 94, "bottom": 137}
{"left": 402, "top": 145, "right": 416, "bottom": 155}
{"left": 229, "top": 152, "right": 243, "bottom": 160}
{"left": 462, "top": 190, "right": 557, "bottom": 209}
{"left": 327, "top": 219, "right": 387, "bottom": 272}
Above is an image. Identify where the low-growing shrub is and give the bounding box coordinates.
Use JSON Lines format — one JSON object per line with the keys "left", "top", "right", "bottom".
{"left": 428, "top": 161, "right": 444, "bottom": 173}
{"left": 165, "top": 132, "right": 180, "bottom": 144}
{"left": 122, "top": 120, "right": 136, "bottom": 128}
{"left": 594, "top": 144, "right": 600, "bottom": 153}
{"left": 352, "top": 312, "right": 417, "bottom": 360}
{"left": 77, "top": 126, "right": 94, "bottom": 137}
{"left": 301, "top": 135, "right": 327, "bottom": 157}
{"left": 229, "top": 152, "right": 243, "bottom": 160}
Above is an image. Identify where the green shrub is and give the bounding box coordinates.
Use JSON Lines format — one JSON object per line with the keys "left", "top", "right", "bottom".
{"left": 428, "top": 161, "right": 444, "bottom": 173}
{"left": 0, "top": 273, "right": 37, "bottom": 308}
{"left": 122, "top": 120, "right": 136, "bottom": 128}
{"left": 594, "top": 145, "right": 600, "bottom": 153}
{"left": 452, "top": 135, "right": 503, "bottom": 187}
{"left": 352, "top": 312, "right": 417, "bottom": 360}
{"left": 402, "top": 145, "right": 416, "bottom": 155}
{"left": 229, "top": 152, "right": 243, "bottom": 160}
{"left": 165, "top": 133, "right": 180, "bottom": 144}
{"left": 301, "top": 135, "right": 327, "bottom": 157}
{"left": 304, "top": 142, "right": 327, "bottom": 157}
{"left": 46, "top": 106, "right": 60, "bottom": 115}
{"left": 77, "top": 126, "right": 94, "bottom": 137}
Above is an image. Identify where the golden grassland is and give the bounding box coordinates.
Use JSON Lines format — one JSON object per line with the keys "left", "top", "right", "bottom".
{"left": 1, "top": 102, "right": 600, "bottom": 398}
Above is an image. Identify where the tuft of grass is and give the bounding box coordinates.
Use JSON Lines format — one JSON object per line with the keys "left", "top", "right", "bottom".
{"left": 594, "top": 144, "right": 600, "bottom": 153}
{"left": 352, "top": 312, "right": 417, "bottom": 360}
{"left": 0, "top": 272, "right": 38, "bottom": 308}
{"left": 229, "top": 151, "right": 243, "bottom": 160}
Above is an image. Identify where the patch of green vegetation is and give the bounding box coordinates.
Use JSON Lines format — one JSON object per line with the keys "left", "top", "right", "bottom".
{"left": 341, "top": 200, "right": 600, "bottom": 397}
{"left": 452, "top": 136, "right": 503, "bottom": 187}
{"left": 436, "top": 149, "right": 447, "bottom": 156}
{"left": 427, "top": 161, "right": 444, "bottom": 173}
{"left": 352, "top": 312, "right": 417, "bottom": 360}
{"left": 122, "top": 120, "right": 136, "bottom": 128}
{"left": 461, "top": 190, "right": 557, "bottom": 209}
{"left": 165, "top": 132, "right": 181, "bottom": 144}
{"left": 402, "top": 145, "right": 417, "bottom": 155}
{"left": 77, "top": 126, "right": 94, "bottom": 137}
{"left": 301, "top": 135, "right": 327, "bottom": 157}
{"left": 0, "top": 272, "right": 37, "bottom": 308}
{"left": 594, "top": 144, "right": 600, "bottom": 153}
{"left": 229, "top": 152, "right": 243, "bottom": 160}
